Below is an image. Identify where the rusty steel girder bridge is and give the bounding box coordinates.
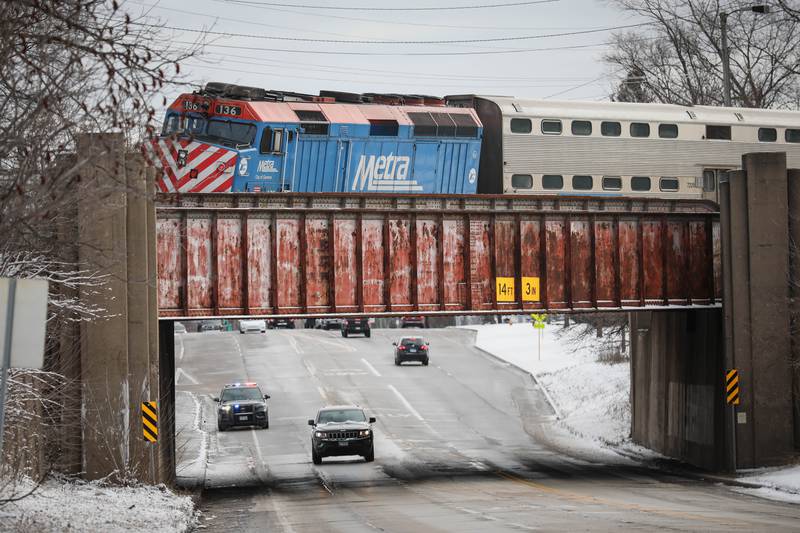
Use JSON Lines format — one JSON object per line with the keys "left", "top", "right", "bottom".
{"left": 155, "top": 193, "right": 720, "bottom": 319}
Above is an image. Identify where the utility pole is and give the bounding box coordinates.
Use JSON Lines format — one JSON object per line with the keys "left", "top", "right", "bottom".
{"left": 720, "top": 4, "right": 771, "bottom": 107}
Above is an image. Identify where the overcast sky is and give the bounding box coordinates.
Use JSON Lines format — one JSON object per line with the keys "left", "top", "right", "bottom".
{"left": 126, "top": 0, "right": 641, "bottom": 113}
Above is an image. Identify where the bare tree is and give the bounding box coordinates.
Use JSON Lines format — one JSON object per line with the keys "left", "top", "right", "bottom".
{"left": 0, "top": 0, "right": 202, "bottom": 485}
{"left": 611, "top": 68, "right": 655, "bottom": 103}
{"left": 605, "top": 0, "right": 800, "bottom": 108}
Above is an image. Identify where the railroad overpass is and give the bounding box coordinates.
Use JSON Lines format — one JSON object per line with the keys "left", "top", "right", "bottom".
{"left": 155, "top": 193, "right": 720, "bottom": 318}
{"left": 65, "top": 135, "right": 797, "bottom": 485}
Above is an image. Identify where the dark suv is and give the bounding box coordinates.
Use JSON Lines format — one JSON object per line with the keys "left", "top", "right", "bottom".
{"left": 393, "top": 337, "right": 430, "bottom": 366}
{"left": 268, "top": 318, "right": 295, "bottom": 329}
{"left": 214, "top": 383, "right": 270, "bottom": 431}
{"left": 341, "top": 317, "right": 371, "bottom": 338}
{"left": 308, "top": 406, "right": 376, "bottom": 464}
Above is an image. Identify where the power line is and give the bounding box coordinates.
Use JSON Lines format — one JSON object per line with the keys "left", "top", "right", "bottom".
{"left": 128, "top": 0, "right": 594, "bottom": 32}
{"left": 217, "top": 0, "right": 558, "bottom": 11}
{"left": 144, "top": 21, "right": 652, "bottom": 45}
{"left": 214, "top": 0, "right": 596, "bottom": 32}
{"left": 544, "top": 70, "right": 623, "bottom": 99}
{"left": 174, "top": 39, "right": 610, "bottom": 56}
{"left": 185, "top": 59, "right": 598, "bottom": 88}
{"left": 196, "top": 53, "right": 601, "bottom": 82}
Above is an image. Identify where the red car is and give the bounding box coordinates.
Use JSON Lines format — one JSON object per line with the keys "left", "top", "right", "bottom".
{"left": 400, "top": 316, "right": 426, "bottom": 328}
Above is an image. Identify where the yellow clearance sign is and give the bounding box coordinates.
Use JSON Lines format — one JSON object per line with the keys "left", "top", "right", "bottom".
{"left": 495, "top": 277, "right": 515, "bottom": 302}
{"left": 522, "top": 277, "right": 540, "bottom": 302}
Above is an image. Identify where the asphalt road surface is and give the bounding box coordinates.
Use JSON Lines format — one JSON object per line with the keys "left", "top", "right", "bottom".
{"left": 175, "top": 328, "right": 800, "bottom": 532}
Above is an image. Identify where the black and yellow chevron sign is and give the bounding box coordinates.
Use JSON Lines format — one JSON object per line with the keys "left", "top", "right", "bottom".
{"left": 142, "top": 401, "right": 158, "bottom": 443}
{"left": 726, "top": 369, "right": 740, "bottom": 406}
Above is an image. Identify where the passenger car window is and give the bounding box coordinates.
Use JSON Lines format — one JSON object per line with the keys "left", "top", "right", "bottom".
{"left": 601, "top": 121, "right": 621, "bottom": 137}
{"left": 571, "top": 120, "right": 592, "bottom": 136}
{"left": 317, "top": 409, "right": 366, "bottom": 424}
{"left": 542, "top": 174, "right": 564, "bottom": 190}
{"left": 602, "top": 176, "right": 622, "bottom": 191}
{"left": 660, "top": 177, "right": 680, "bottom": 191}
{"left": 659, "top": 124, "right": 679, "bottom": 138}
{"left": 758, "top": 128, "right": 777, "bottom": 142}
{"left": 572, "top": 175, "right": 593, "bottom": 190}
{"left": 511, "top": 174, "right": 533, "bottom": 189}
{"left": 786, "top": 129, "right": 800, "bottom": 143}
{"left": 510, "top": 118, "right": 532, "bottom": 134}
{"left": 541, "top": 120, "right": 562, "bottom": 135}
{"left": 630, "top": 123, "right": 650, "bottom": 138}
{"left": 706, "top": 125, "right": 731, "bottom": 140}
{"left": 631, "top": 176, "right": 651, "bottom": 191}
{"left": 221, "top": 387, "right": 263, "bottom": 402}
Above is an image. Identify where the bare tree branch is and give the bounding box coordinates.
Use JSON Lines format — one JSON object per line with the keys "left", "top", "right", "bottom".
{"left": 606, "top": 0, "right": 800, "bottom": 108}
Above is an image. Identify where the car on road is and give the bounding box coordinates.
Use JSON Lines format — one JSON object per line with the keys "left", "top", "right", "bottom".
{"left": 199, "top": 320, "right": 224, "bottom": 332}
{"left": 268, "top": 318, "right": 296, "bottom": 329}
{"left": 393, "top": 337, "right": 430, "bottom": 366}
{"left": 214, "top": 382, "right": 271, "bottom": 431}
{"left": 308, "top": 406, "right": 375, "bottom": 464}
{"left": 239, "top": 319, "right": 267, "bottom": 334}
{"left": 316, "top": 318, "right": 342, "bottom": 330}
{"left": 341, "top": 317, "right": 371, "bottom": 338}
{"left": 400, "top": 316, "right": 426, "bottom": 328}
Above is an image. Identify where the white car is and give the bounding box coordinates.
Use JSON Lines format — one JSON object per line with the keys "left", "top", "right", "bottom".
{"left": 239, "top": 319, "right": 267, "bottom": 334}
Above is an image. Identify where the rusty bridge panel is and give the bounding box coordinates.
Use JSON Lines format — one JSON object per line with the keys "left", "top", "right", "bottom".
{"left": 155, "top": 193, "right": 721, "bottom": 318}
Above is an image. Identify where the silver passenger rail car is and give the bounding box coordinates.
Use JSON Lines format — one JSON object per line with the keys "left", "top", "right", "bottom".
{"left": 448, "top": 95, "right": 800, "bottom": 202}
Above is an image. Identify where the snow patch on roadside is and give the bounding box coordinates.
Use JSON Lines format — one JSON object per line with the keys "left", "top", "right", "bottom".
{"left": 0, "top": 476, "right": 195, "bottom": 532}
{"left": 175, "top": 391, "right": 209, "bottom": 485}
{"left": 738, "top": 464, "right": 800, "bottom": 500}
{"left": 462, "top": 321, "right": 631, "bottom": 448}
{"left": 732, "top": 486, "right": 800, "bottom": 504}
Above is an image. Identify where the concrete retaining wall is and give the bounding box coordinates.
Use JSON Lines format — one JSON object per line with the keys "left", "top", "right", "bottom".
{"left": 631, "top": 309, "right": 726, "bottom": 470}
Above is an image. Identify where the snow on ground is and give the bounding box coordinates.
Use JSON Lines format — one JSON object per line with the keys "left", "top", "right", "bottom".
{"left": 462, "top": 320, "right": 631, "bottom": 448}
{"left": 0, "top": 475, "right": 195, "bottom": 532}
{"left": 737, "top": 464, "right": 800, "bottom": 501}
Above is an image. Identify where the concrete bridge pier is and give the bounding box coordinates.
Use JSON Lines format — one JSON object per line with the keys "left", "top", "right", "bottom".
{"left": 76, "top": 134, "right": 172, "bottom": 483}
{"left": 721, "top": 153, "right": 796, "bottom": 469}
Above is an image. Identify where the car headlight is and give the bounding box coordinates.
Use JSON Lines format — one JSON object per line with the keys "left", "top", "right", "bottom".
{"left": 315, "top": 431, "right": 326, "bottom": 438}
{"left": 359, "top": 430, "right": 371, "bottom": 437}
{"left": 220, "top": 405, "right": 232, "bottom": 413}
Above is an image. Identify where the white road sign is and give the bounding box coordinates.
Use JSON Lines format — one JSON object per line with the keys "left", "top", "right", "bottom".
{"left": 0, "top": 278, "right": 48, "bottom": 369}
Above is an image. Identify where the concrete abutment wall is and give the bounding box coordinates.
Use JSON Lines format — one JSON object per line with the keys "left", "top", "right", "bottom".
{"left": 632, "top": 153, "right": 799, "bottom": 471}
{"left": 631, "top": 309, "right": 726, "bottom": 470}
{"left": 76, "top": 134, "right": 173, "bottom": 483}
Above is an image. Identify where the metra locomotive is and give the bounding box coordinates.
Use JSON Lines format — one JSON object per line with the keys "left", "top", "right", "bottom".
{"left": 151, "top": 82, "right": 800, "bottom": 200}
{"left": 150, "top": 83, "right": 482, "bottom": 194}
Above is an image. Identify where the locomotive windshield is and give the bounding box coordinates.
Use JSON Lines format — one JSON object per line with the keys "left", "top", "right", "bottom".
{"left": 204, "top": 119, "right": 257, "bottom": 147}
{"left": 161, "top": 114, "right": 206, "bottom": 136}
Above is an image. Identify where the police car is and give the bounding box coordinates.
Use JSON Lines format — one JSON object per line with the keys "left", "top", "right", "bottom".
{"left": 214, "top": 382, "right": 270, "bottom": 431}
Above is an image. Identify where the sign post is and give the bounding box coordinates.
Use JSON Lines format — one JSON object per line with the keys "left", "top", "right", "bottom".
{"left": 531, "top": 313, "right": 546, "bottom": 361}
{"left": 0, "top": 278, "right": 49, "bottom": 461}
